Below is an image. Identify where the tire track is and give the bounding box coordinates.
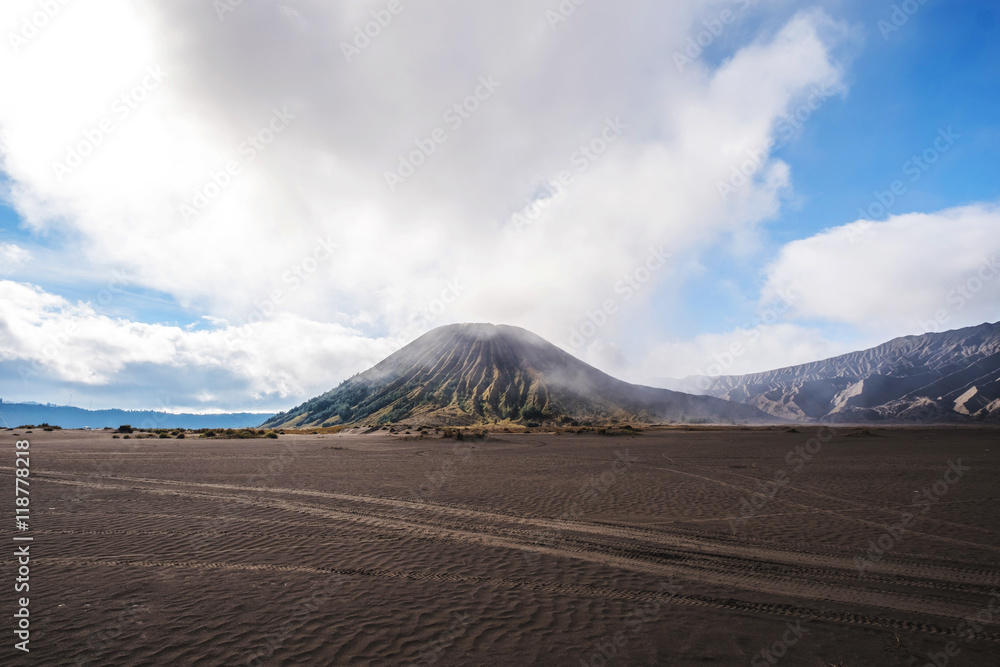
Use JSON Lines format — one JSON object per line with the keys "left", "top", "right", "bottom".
{"left": 36, "top": 557, "right": 1000, "bottom": 643}
{"left": 27, "top": 471, "right": 1000, "bottom": 624}
{"left": 636, "top": 463, "right": 1000, "bottom": 554}
{"left": 28, "top": 469, "right": 1000, "bottom": 586}
{"left": 704, "top": 464, "right": 1000, "bottom": 537}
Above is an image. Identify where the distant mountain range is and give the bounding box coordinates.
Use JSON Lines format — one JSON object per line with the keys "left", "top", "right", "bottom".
{"left": 659, "top": 322, "right": 1000, "bottom": 423}
{"left": 0, "top": 402, "right": 274, "bottom": 430}
{"left": 17, "top": 322, "right": 999, "bottom": 430}
{"left": 263, "top": 323, "right": 772, "bottom": 428}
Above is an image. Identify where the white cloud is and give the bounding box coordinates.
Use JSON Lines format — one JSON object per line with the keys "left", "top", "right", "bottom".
{"left": 761, "top": 202, "right": 1000, "bottom": 336}
{"left": 0, "top": 280, "right": 400, "bottom": 411}
{"left": 0, "top": 242, "right": 30, "bottom": 273}
{"left": 0, "top": 3, "right": 845, "bottom": 318}
{"left": 639, "top": 322, "right": 857, "bottom": 385}
{"left": 0, "top": 1, "right": 852, "bottom": 407}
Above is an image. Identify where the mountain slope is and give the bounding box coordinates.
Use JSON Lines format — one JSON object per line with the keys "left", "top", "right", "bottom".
{"left": 263, "top": 323, "right": 773, "bottom": 428}
{"left": 672, "top": 322, "right": 1000, "bottom": 423}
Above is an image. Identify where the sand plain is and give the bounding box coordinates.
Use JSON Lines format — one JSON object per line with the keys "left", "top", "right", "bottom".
{"left": 2, "top": 425, "right": 999, "bottom": 666}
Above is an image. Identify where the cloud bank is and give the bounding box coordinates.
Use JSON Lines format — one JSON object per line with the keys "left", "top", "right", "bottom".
{"left": 0, "top": 1, "right": 869, "bottom": 409}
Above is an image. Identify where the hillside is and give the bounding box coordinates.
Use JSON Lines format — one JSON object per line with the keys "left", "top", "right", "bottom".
{"left": 263, "top": 323, "right": 772, "bottom": 428}
{"left": 670, "top": 322, "right": 1000, "bottom": 422}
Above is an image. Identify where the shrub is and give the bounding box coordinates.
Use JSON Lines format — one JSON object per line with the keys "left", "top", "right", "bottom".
{"left": 265, "top": 431, "right": 278, "bottom": 439}
{"left": 176, "top": 432, "right": 185, "bottom": 439}
{"left": 117, "top": 425, "right": 134, "bottom": 434}
{"left": 521, "top": 405, "right": 544, "bottom": 421}
{"left": 159, "top": 433, "right": 169, "bottom": 439}
{"left": 203, "top": 430, "right": 216, "bottom": 438}
{"left": 123, "top": 435, "right": 131, "bottom": 439}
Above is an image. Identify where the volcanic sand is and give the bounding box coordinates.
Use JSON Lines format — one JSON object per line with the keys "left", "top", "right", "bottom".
{"left": 2, "top": 425, "right": 999, "bottom": 665}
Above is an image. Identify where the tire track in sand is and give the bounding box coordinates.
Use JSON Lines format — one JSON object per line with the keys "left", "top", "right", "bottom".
{"left": 36, "top": 557, "right": 1000, "bottom": 643}
{"left": 24, "top": 470, "right": 1000, "bottom": 625}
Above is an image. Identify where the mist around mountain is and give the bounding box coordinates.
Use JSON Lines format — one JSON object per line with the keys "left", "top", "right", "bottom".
{"left": 661, "top": 322, "right": 1000, "bottom": 423}
{"left": 0, "top": 402, "right": 274, "bottom": 430}
{"left": 263, "top": 323, "right": 773, "bottom": 428}
{"left": 18, "top": 322, "right": 999, "bottom": 430}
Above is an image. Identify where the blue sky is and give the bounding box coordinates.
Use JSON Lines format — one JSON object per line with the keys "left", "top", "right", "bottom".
{"left": 670, "top": 0, "right": 1000, "bottom": 338}
{"left": 1, "top": 0, "right": 998, "bottom": 412}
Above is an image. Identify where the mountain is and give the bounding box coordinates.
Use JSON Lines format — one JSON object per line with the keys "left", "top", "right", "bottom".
{"left": 0, "top": 402, "right": 274, "bottom": 430}
{"left": 666, "top": 322, "right": 1000, "bottom": 423}
{"left": 263, "top": 323, "right": 773, "bottom": 428}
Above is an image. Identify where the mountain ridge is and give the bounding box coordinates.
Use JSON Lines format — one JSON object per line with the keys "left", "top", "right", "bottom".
{"left": 0, "top": 402, "right": 274, "bottom": 430}
{"left": 665, "top": 322, "right": 1000, "bottom": 422}
{"left": 263, "top": 323, "right": 773, "bottom": 428}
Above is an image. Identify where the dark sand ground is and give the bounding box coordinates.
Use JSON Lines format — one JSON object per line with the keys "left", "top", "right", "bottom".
{"left": 2, "top": 425, "right": 999, "bottom": 666}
